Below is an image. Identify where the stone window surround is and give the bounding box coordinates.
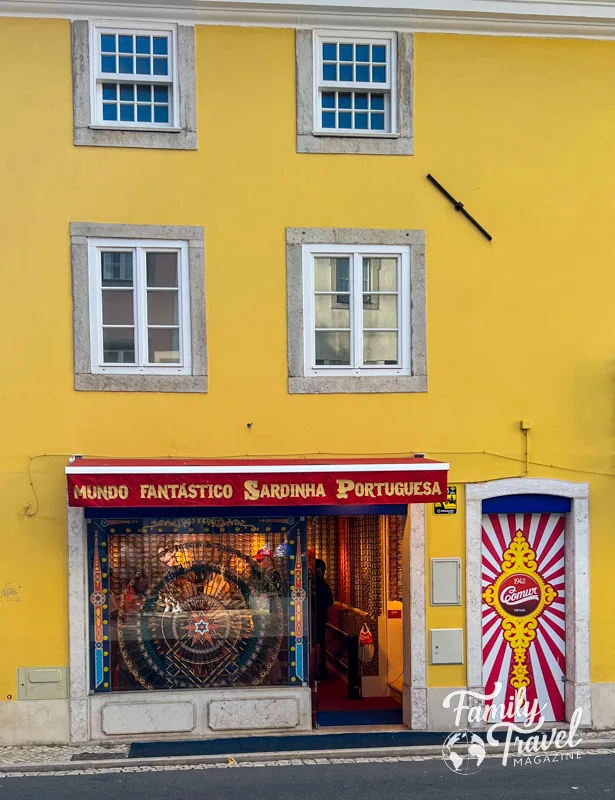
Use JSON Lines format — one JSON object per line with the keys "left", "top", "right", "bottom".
{"left": 286, "top": 227, "right": 427, "bottom": 394}
{"left": 465, "top": 478, "right": 591, "bottom": 727}
{"left": 71, "top": 20, "right": 197, "bottom": 150}
{"left": 70, "top": 222, "right": 207, "bottom": 393}
{"left": 296, "top": 30, "right": 414, "bottom": 156}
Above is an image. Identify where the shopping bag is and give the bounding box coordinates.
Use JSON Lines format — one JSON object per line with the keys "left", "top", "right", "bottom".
{"left": 358, "top": 622, "right": 375, "bottom": 663}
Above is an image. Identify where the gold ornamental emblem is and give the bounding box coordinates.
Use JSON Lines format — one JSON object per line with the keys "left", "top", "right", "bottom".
{"left": 483, "top": 531, "right": 558, "bottom": 689}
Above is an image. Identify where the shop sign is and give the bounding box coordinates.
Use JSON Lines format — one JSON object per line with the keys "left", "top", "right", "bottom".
{"left": 434, "top": 485, "right": 457, "bottom": 515}
{"left": 67, "top": 468, "right": 448, "bottom": 508}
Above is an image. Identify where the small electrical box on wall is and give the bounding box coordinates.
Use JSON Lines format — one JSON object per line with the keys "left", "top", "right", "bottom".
{"left": 430, "top": 629, "right": 464, "bottom": 665}
{"left": 430, "top": 558, "right": 461, "bottom": 605}
{"left": 17, "top": 667, "right": 68, "bottom": 701}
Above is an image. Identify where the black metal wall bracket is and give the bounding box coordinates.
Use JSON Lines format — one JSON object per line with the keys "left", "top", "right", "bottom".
{"left": 426, "top": 174, "right": 492, "bottom": 242}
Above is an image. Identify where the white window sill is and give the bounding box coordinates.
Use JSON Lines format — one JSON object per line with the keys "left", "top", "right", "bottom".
{"left": 312, "top": 130, "right": 400, "bottom": 139}
{"left": 89, "top": 125, "right": 183, "bottom": 133}
{"left": 307, "top": 370, "right": 410, "bottom": 378}
{"left": 92, "top": 368, "right": 191, "bottom": 376}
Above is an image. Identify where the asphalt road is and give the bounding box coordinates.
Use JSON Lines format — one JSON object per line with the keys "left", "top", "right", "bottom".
{"left": 1, "top": 754, "right": 614, "bottom": 799}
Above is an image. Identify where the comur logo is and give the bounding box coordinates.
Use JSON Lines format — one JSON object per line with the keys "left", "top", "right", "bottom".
{"left": 498, "top": 573, "right": 541, "bottom": 616}
{"left": 441, "top": 684, "right": 584, "bottom": 773}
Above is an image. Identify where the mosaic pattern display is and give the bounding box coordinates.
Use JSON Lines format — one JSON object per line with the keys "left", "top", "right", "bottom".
{"left": 88, "top": 516, "right": 308, "bottom": 692}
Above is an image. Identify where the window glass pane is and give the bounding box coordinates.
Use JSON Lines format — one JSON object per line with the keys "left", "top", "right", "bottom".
{"left": 153, "top": 36, "right": 168, "bottom": 55}
{"left": 102, "top": 83, "right": 117, "bottom": 100}
{"left": 120, "top": 104, "right": 135, "bottom": 121}
{"left": 101, "top": 55, "right": 116, "bottom": 73}
{"left": 356, "top": 44, "right": 369, "bottom": 62}
{"left": 372, "top": 65, "right": 386, "bottom": 83}
{"left": 372, "top": 45, "right": 387, "bottom": 62}
{"left": 136, "top": 36, "right": 151, "bottom": 54}
{"left": 339, "top": 43, "right": 353, "bottom": 62}
{"left": 103, "top": 328, "right": 135, "bottom": 364}
{"left": 136, "top": 57, "right": 151, "bottom": 75}
{"left": 118, "top": 35, "right": 133, "bottom": 53}
{"left": 102, "top": 290, "right": 134, "bottom": 325}
{"left": 322, "top": 42, "right": 337, "bottom": 60}
{"left": 88, "top": 517, "right": 305, "bottom": 692}
{"left": 356, "top": 64, "right": 369, "bottom": 82}
{"left": 137, "top": 105, "right": 152, "bottom": 122}
{"left": 315, "top": 331, "right": 350, "bottom": 365}
{"left": 338, "top": 93, "right": 352, "bottom": 110}
{"left": 102, "top": 104, "right": 117, "bottom": 121}
{"left": 339, "top": 64, "right": 353, "bottom": 81}
{"left": 147, "top": 252, "right": 178, "bottom": 287}
{"left": 370, "top": 93, "right": 385, "bottom": 110}
{"left": 366, "top": 257, "right": 397, "bottom": 291}
{"left": 314, "top": 295, "right": 350, "bottom": 329}
{"left": 153, "top": 57, "right": 168, "bottom": 76}
{"left": 323, "top": 63, "right": 337, "bottom": 81}
{"left": 118, "top": 56, "right": 134, "bottom": 74}
{"left": 153, "top": 105, "right": 169, "bottom": 124}
{"left": 100, "top": 34, "right": 116, "bottom": 53}
{"left": 363, "top": 295, "right": 398, "bottom": 329}
{"left": 314, "top": 257, "right": 350, "bottom": 292}
{"left": 120, "top": 84, "right": 134, "bottom": 101}
{"left": 148, "top": 328, "right": 180, "bottom": 363}
{"left": 154, "top": 86, "right": 169, "bottom": 102}
{"left": 147, "top": 291, "right": 178, "bottom": 325}
{"left": 322, "top": 111, "right": 336, "bottom": 128}
{"left": 363, "top": 331, "right": 398, "bottom": 365}
{"left": 101, "top": 252, "right": 133, "bottom": 286}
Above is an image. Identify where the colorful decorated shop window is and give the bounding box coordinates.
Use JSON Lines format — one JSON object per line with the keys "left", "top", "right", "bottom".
{"left": 87, "top": 516, "right": 308, "bottom": 692}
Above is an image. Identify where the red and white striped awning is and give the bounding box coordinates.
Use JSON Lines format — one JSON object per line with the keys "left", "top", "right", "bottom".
{"left": 66, "top": 456, "right": 449, "bottom": 508}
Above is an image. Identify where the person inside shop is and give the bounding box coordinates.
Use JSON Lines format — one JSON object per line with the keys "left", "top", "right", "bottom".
{"left": 313, "top": 558, "right": 334, "bottom": 680}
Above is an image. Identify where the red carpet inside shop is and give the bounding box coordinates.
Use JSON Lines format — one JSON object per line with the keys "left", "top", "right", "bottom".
{"left": 315, "top": 679, "right": 403, "bottom": 726}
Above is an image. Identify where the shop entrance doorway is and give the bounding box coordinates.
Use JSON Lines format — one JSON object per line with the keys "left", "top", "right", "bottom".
{"left": 308, "top": 513, "right": 406, "bottom": 727}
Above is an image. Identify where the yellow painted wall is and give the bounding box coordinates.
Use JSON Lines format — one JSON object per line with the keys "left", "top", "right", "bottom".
{"left": 1, "top": 18, "right": 615, "bottom": 701}
{"left": 426, "top": 487, "right": 466, "bottom": 688}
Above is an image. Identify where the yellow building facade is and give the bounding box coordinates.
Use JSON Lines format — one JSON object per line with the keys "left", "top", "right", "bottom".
{"left": 1, "top": 0, "right": 614, "bottom": 745}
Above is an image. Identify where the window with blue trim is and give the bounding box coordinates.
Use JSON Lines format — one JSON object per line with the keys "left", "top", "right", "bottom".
{"left": 315, "top": 33, "right": 395, "bottom": 135}
{"left": 94, "top": 27, "right": 175, "bottom": 128}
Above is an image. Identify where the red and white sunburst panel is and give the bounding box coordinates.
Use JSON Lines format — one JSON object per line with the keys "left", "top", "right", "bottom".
{"left": 482, "top": 512, "right": 566, "bottom": 723}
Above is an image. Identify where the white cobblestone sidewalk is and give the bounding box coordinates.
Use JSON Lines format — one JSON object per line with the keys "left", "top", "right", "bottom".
{"left": 1, "top": 728, "right": 614, "bottom": 770}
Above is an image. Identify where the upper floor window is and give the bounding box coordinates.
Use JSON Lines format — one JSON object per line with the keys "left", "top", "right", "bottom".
{"left": 296, "top": 30, "right": 413, "bottom": 156}
{"left": 72, "top": 21, "right": 197, "bottom": 150}
{"left": 71, "top": 223, "right": 207, "bottom": 392}
{"left": 89, "top": 239, "right": 191, "bottom": 374}
{"left": 286, "top": 228, "right": 426, "bottom": 394}
{"left": 315, "top": 33, "right": 395, "bottom": 135}
{"left": 303, "top": 244, "right": 410, "bottom": 377}
{"left": 94, "top": 27, "right": 175, "bottom": 128}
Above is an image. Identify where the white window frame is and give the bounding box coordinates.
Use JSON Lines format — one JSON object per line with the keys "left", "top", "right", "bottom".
{"left": 312, "top": 30, "right": 397, "bottom": 137}
{"left": 89, "top": 21, "right": 179, "bottom": 131}
{"left": 87, "top": 238, "right": 192, "bottom": 376}
{"left": 302, "top": 244, "right": 410, "bottom": 377}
